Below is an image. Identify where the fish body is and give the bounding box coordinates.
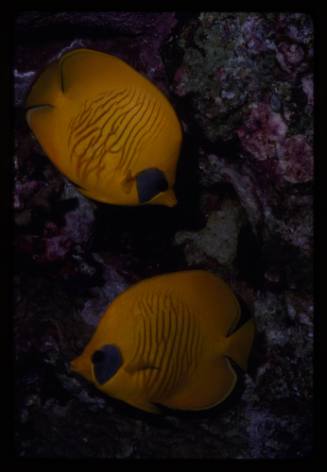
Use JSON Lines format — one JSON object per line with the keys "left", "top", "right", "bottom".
{"left": 71, "top": 270, "right": 255, "bottom": 413}
{"left": 25, "top": 49, "right": 182, "bottom": 207}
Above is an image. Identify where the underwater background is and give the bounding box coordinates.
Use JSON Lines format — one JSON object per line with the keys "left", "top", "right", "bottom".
{"left": 14, "top": 12, "right": 313, "bottom": 458}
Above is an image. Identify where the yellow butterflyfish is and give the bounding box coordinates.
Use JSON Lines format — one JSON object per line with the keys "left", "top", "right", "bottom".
{"left": 71, "top": 270, "right": 255, "bottom": 413}
{"left": 25, "top": 48, "right": 182, "bottom": 207}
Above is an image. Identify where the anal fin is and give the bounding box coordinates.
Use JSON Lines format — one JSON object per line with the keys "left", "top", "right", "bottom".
{"left": 126, "top": 398, "right": 161, "bottom": 414}
{"left": 162, "top": 357, "right": 237, "bottom": 411}
{"left": 225, "top": 318, "right": 255, "bottom": 371}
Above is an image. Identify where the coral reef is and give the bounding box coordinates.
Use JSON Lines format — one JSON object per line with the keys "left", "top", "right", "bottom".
{"left": 14, "top": 12, "right": 313, "bottom": 458}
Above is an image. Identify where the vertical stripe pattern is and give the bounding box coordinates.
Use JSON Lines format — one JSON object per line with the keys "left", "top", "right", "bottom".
{"left": 67, "top": 87, "right": 166, "bottom": 183}
{"left": 130, "top": 290, "right": 203, "bottom": 402}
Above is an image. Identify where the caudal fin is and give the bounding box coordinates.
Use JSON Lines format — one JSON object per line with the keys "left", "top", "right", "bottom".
{"left": 224, "top": 318, "right": 255, "bottom": 371}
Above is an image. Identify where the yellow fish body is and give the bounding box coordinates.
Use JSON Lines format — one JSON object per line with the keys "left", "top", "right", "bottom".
{"left": 71, "top": 270, "right": 255, "bottom": 413}
{"left": 25, "top": 48, "right": 182, "bottom": 207}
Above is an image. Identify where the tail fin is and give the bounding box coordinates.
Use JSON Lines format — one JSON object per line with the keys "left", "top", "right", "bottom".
{"left": 224, "top": 319, "right": 255, "bottom": 371}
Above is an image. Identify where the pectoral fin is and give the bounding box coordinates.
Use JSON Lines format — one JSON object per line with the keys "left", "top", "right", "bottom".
{"left": 162, "top": 357, "right": 237, "bottom": 411}
{"left": 126, "top": 398, "right": 161, "bottom": 414}
{"left": 124, "top": 358, "right": 159, "bottom": 375}
{"left": 123, "top": 359, "right": 161, "bottom": 413}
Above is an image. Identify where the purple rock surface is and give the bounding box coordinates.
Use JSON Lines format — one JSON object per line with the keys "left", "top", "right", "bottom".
{"left": 14, "top": 12, "right": 313, "bottom": 458}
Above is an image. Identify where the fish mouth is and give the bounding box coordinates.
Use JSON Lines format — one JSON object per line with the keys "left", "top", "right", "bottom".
{"left": 70, "top": 354, "right": 93, "bottom": 383}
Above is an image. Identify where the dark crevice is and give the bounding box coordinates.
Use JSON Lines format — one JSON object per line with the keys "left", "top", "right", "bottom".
{"left": 236, "top": 223, "right": 265, "bottom": 289}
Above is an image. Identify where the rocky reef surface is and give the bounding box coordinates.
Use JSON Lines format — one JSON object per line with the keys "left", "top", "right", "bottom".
{"left": 14, "top": 12, "right": 313, "bottom": 458}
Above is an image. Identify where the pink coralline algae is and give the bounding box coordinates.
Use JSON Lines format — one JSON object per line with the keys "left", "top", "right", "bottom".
{"left": 241, "top": 15, "right": 274, "bottom": 55}
{"left": 275, "top": 42, "right": 305, "bottom": 75}
{"left": 301, "top": 75, "right": 314, "bottom": 108}
{"left": 237, "top": 103, "right": 288, "bottom": 161}
{"left": 42, "top": 234, "right": 73, "bottom": 262}
{"left": 62, "top": 185, "right": 95, "bottom": 247}
{"left": 173, "top": 65, "right": 190, "bottom": 97}
{"left": 237, "top": 103, "right": 313, "bottom": 184}
{"left": 276, "top": 13, "right": 313, "bottom": 46}
{"left": 13, "top": 181, "right": 44, "bottom": 210}
{"left": 276, "top": 135, "right": 313, "bottom": 183}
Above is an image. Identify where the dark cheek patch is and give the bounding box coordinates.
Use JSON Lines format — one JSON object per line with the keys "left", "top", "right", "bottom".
{"left": 136, "top": 168, "right": 168, "bottom": 203}
{"left": 92, "top": 344, "right": 123, "bottom": 385}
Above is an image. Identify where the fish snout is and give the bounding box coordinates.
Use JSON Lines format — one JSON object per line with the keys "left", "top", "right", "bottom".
{"left": 70, "top": 354, "right": 93, "bottom": 382}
